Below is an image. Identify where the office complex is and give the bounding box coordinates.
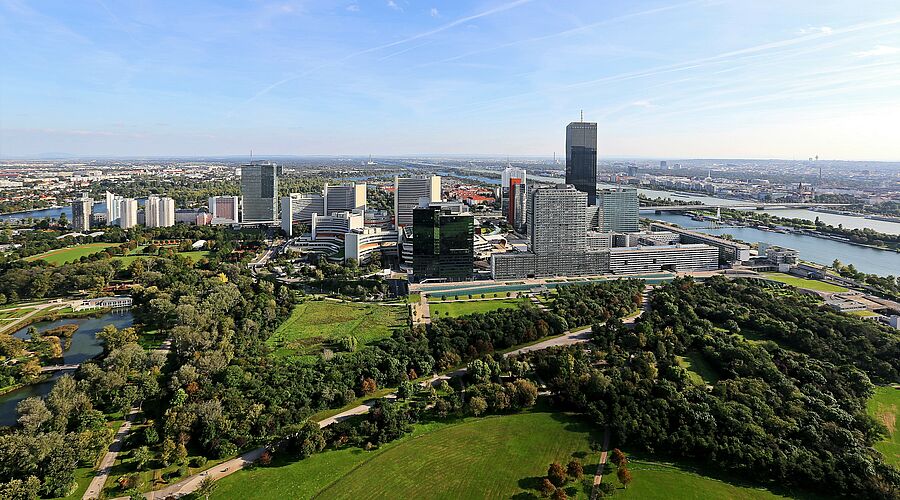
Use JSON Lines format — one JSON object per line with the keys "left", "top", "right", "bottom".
{"left": 119, "top": 198, "right": 138, "bottom": 229}
{"left": 566, "top": 120, "right": 598, "bottom": 205}
{"left": 508, "top": 179, "right": 527, "bottom": 232}
{"left": 280, "top": 183, "right": 365, "bottom": 237}
{"left": 394, "top": 175, "right": 440, "bottom": 227}
{"left": 596, "top": 188, "right": 639, "bottom": 232}
{"left": 146, "top": 196, "right": 175, "bottom": 228}
{"left": 650, "top": 222, "right": 751, "bottom": 262}
{"left": 71, "top": 193, "right": 92, "bottom": 231}
{"left": 324, "top": 183, "right": 366, "bottom": 213}
{"left": 529, "top": 185, "right": 587, "bottom": 254}
{"left": 208, "top": 196, "right": 239, "bottom": 224}
{"left": 501, "top": 166, "right": 526, "bottom": 223}
{"left": 412, "top": 202, "right": 474, "bottom": 281}
{"left": 241, "top": 161, "right": 280, "bottom": 223}
{"left": 105, "top": 191, "right": 122, "bottom": 226}
{"left": 608, "top": 244, "right": 718, "bottom": 274}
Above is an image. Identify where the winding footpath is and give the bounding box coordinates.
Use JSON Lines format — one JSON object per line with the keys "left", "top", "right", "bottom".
{"left": 118, "top": 303, "right": 646, "bottom": 499}
{"left": 83, "top": 407, "right": 140, "bottom": 500}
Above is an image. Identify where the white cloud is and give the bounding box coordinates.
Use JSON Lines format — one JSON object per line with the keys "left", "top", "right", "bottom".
{"left": 631, "top": 100, "right": 657, "bottom": 109}
{"left": 387, "top": 1, "right": 402, "bottom": 11}
{"left": 797, "top": 26, "right": 833, "bottom": 35}
{"left": 430, "top": 7, "right": 439, "bottom": 17}
{"left": 854, "top": 45, "right": 900, "bottom": 57}
{"left": 346, "top": 4, "right": 359, "bottom": 12}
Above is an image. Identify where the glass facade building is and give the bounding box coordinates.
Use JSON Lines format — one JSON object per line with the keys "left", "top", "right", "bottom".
{"left": 241, "top": 161, "right": 280, "bottom": 223}
{"left": 565, "top": 121, "right": 598, "bottom": 205}
{"left": 412, "top": 205, "right": 474, "bottom": 281}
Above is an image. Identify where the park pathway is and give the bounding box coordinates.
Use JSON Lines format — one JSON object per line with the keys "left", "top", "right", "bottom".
{"left": 590, "top": 427, "right": 611, "bottom": 500}
{"left": 84, "top": 407, "right": 140, "bottom": 500}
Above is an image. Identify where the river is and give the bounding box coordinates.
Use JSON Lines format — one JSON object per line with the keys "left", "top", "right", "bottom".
{"left": 0, "top": 311, "right": 134, "bottom": 426}
{"left": 650, "top": 213, "right": 899, "bottom": 276}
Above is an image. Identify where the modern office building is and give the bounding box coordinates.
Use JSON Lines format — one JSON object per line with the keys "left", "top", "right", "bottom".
{"left": 324, "top": 183, "right": 366, "bottom": 213}
{"left": 565, "top": 120, "right": 598, "bottom": 205}
{"left": 596, "top": 188, "right": 639, "bottom": 232}
{"left": 119, "top": 198, "right": 138, "bottom": 229}
{"left": 501, "top": 166, "right": 526, "bottom": 217}
{"left": 509, "top": 180, "right": 527, "bottom": 232}
{"left": 105, "top": 191, "right": 122, "bottom": 226}
{"left": 208, "top": 196, "right": 239, "bottom": 224}
{"left": 345, "top": 227, "right": 399, "bottom": 263}
{"left": 71, "top": 193, "right": 92, "bottom": 231}
{"left": 608, "top": 244, "right": 718, "bottom": 274}
{"left": 241, "top": 161, "right": 280, "bottom": 223}
{"left": 394, "top": 175, "right": 441, "bottom": 227}
{"left": 412, "top": 202, "right": 474, "bottom": 281}
{"left": 146, "top": 196, "right": 176, "bottom": 228}
{"left": 280, "top": 193, "right": 325, "bottom": 236}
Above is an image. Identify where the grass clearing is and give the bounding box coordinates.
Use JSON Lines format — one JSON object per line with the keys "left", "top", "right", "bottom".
{"left": 868, "top": 386, "right": 900, "bottom": 466}
{"left": 267, "top": 300, "right": 406, "bottom": 360}
{"left": 212, "top": 410, "right": 794, "bottom": 500}
{"left": 849, "top": 310, "right": 879, "bottom": 317}
{"left": 113, "top": 250, "right": 211, "bottom": 266}
{"left": 761, "top": 273, "right": 849, "bottom": 293}
{"left": 677, "top": 351, "right": 720, "bottom": 386}
{"left": 429, "top": 298, "right": 527, "bottom": 318}
{"left": 24, "top": 243, "right": 116, "bottom": 265}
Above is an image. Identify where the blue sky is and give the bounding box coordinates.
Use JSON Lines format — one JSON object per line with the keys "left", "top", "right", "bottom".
{"left": 1, "top": 0, "right": 899, "bottom": 160}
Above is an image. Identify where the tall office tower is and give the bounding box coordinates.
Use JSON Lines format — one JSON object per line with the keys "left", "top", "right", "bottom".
{"left": 280, "top": 193, "right": 326, "bottom": 236}
{"left": 394, "top": 175, "right": 441, "bottom": 227}
{"left": 119, "top": 198, "right": 138, "bottom": 229}
{"left": 501, "top": 166, "right": 526, "bottom": 215}
{"left": 528, "top": 185, "right": 587, "bottom": 255}
{"left": 71, "top": 193, "right": 92, "bottom": 231}
{"left": 241, "top": 161, "right": 280, "bottom": 223}
{"left": 412, "top": 202, "right": 474, "bottom": 281}
{"left": 566, "top": 120, "right": 598, "bottom": 205}
{"left": 324, "top": 183, "right": 366, "bottom": 213}
{"left": 596, "top": 188, "right": 639, "bottom": 233}
{"left": 507, "top": 178, "right": 526, "bottom": 230}
{"left": 105, "top": 191, "right": 122, "bottom": 225}
{"left": 208, "top": 196, "right": 240, "bottom": 224}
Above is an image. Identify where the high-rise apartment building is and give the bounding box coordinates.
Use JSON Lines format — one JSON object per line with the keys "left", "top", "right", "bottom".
{"left": 119, "top": 198, "right": 138, "bottom": 229}
{"left": 241, "top": 161, "right": 280, "bottom": 223}
{"left": 596, "top": 188, "right": 639, "bottom": 233}
{"left": 72, "top": 193, "right": 92, "bottom": 231}
{"left": 566, "top": 120, "right": 598, "bottom": 205}
{"left": 412, "top": 202, "right": 474, "bottom": 281}
{"left": 146, "top": 196, "right": 176, "bottom": 228}
{"left": 394, "top": 175, "right": 441, "bottom": 227}
{"left": 208, "top": 196, "right": 240, "bottom": 224}
{"left": 529, "top": 185, "right": 587, "bottom": 255}
{"left": 106, "top": 191, "right": 122, "bottom": 226}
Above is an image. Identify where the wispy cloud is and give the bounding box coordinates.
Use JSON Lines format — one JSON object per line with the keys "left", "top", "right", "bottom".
{"left": 387, "top": 1, "right": 402, "bottom": 12}
{"left": 430, "top": 8, "right": 439, "bottom": 18}
{"left": 346, "top": 4, "right": 359, "bottom": 12}
{"left": 854, "top": 44, "right": 900, "bottom": 57}
{"left": 797, "top": 26, "right": 833, "bottom": 35}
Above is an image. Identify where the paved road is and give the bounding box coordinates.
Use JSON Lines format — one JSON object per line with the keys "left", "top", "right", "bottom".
{"left": 84, "top": 407, "right": 140, "bottom": 500}
{"left": 40, "top": 363, "right": 80, "bottom": 372}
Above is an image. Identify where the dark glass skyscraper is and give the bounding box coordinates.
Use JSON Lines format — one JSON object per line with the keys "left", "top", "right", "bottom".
{"left": 241, "top": 161, "right": 280, "bottom": 223}
{"left": 412, "top": 204, "right": 474, "bottom": 281}
{"left": 565, "top": 121, "right": 598, "bottom": 205}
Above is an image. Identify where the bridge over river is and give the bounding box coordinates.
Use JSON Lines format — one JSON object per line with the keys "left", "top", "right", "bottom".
{"left": 639, "top": 203, "right": 851, "bottom": 212}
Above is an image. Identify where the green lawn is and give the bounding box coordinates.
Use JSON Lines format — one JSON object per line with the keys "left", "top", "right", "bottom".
{"left": 267, "top": 301, "right": 406, "bottom": 361}
{"left": 24, "top": 243, "right": 116, "bottom": 264}
{"left": 868, "top": 386, "right": 900, "bottom": 466}
{"left": 761, "top": 273, "right": 849, "bottom": 293}
{"left": 849, "top": 310, "right": 879, "bottom": 317}
{"left": 429, "top": 298, "right": 527, "bottom": 318}
{"left": 677, "top": 351, "right": 720, "bottom": 386}
{"left": 212, "top": 410, "right": 792, "bottom": 500}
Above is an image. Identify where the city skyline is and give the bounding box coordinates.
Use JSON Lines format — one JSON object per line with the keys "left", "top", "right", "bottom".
{"left": 2, "top": 1, "right": 900, "bottom": 161}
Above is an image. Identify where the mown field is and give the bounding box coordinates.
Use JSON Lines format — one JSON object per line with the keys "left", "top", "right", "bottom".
{"left": 267, "top": 300, "right": 406, "bottom": 361}
{"left": 24, "top": 243, "right": 116, "bottom": 264}
{"left": 211, "top": 410, "right": 793, "bottom": 500}
{"left": 429, "top": 297, "right": 527, "bottom": 318}
{"left": 868, "top": 386, "right": 900, "bottom": 467}
{"left": 761, "top": 272, "right": 849, "bottom": 293}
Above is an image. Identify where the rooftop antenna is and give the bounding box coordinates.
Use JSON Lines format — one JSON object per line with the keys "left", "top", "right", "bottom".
{"left": 249, "top": 149, "right": 253, "bottom": 164}
{"left": 580, "top": 109, "right": 584, "bottom": 122}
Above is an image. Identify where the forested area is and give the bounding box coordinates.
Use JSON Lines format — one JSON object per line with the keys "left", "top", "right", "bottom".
{"left": 527, "top": 276, "right": 900, "bottom": 498}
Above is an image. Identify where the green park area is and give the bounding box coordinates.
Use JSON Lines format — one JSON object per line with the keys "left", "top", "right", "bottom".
{"left": 868, "top": 386, "right": 900, "bottom": 467}
{"left": 24, "top": 243, "right": 116, "bottom": 265}
{"left": 429, "top": 297, "right": 527, "bottom": 318}
{"left": 114, "top": 250, "right": 211, "bottom": 266}
{"left": 211, "top": 410, "right": 791, "bottom": 500}
{"left": 267, "top": 300, "right": 406, "bottom": 361}
{"left": 760, "top": 272, "right": 849, "bottom": 293}
{"left": 677, "top": 351, "right": 720, "bottom": 387}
